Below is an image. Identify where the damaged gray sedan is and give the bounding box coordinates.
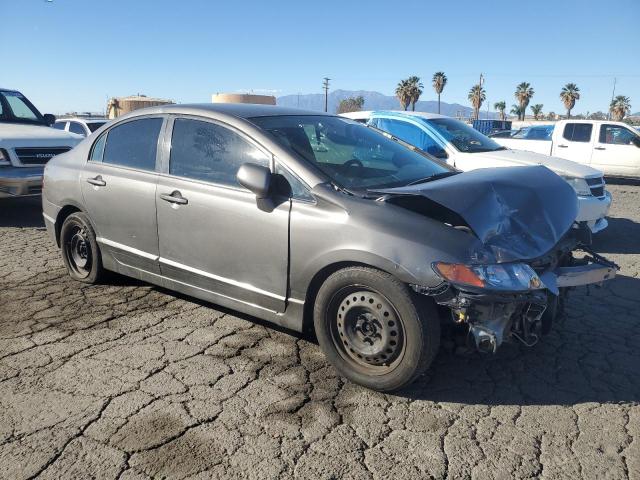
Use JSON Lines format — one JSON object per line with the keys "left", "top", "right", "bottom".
{"left": 42, "top": 104, "right": 617, "bottom": 391}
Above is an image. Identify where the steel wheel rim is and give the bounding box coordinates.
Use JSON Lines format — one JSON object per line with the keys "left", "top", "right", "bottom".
{"left": 65, "top": 225, "right": 91, "bottom": 278}
{"left": 329, "top": 286, "right": 406, "bottom": 375}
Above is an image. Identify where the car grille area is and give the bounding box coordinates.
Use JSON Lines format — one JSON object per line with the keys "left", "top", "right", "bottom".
{"left": 15, "top": 147, "right": 71, "bottom": 165}
{"left": 586, "top": 176, "right": 606, "bottom": 199}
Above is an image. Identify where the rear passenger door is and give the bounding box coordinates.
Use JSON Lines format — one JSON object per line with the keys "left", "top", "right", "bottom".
{"left": 155, "top": 116, "right": 289, "bottom": 313}
{"left": 554, "top": 123, "right": 594, "bottom": 165}
{"left": 80, "top": 116, "right": 165, "bottom": 274}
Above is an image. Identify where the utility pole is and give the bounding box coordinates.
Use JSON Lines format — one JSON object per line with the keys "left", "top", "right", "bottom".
{"left": 607, "top": 77, "right": 616, "bottom": 120}
{"left": 322, "top": 77, "right": 330, "bottom": 112}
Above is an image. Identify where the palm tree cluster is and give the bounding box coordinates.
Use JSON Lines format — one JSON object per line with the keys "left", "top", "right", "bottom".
{"left": 392, "top": 73, "right": 632, "bottom": 121}
{"left": 395, "top": 76, "right": 423, "bottom": 111}
{"left": 514, "top": 82, "right": 534, "bottom": 120}
{"left": 610, "top": 95, "right": 632, "bottom": 121}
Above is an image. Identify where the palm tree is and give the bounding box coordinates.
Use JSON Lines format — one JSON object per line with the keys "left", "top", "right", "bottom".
{"left": 560, "top": 83, "right": 580, "bottom": 119}
{"left": 494, "top": 101, "right": 506, "bottom": 121}
{"left": 609, "top": 95, "right": 631, "bottom": 121}
{"left": 514, "top": 82, "right": 534, "bottom": 120}
{"left": 510, "top": 104, "right": 523, "bottom": 118}
{"left": 406, "top": 76, "right": 423, "bottom": 111}
{"left": 468, "top": 84, "right": 486, "bottom": 121}
{"left": 395, "top": 79, "right": 411, "bottom": 111}
{"left": 531, "top": 104, "right": 544, "bottom": 120}
{"left": 432, "top": 72, "right": 447, "bottom": 114}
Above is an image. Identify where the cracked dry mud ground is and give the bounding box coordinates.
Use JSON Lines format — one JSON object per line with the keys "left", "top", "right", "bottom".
{"left": 0, "top": 185, "right": 638, "bottom": 480}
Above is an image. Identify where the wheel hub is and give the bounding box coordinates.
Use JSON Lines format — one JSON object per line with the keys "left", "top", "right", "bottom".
{"left": 335, "top": 290, "right": 403, "bottom": 367}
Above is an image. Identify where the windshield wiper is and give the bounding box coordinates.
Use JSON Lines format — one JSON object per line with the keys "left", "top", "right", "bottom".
{"left": 405, "top": 171, "right": 459, "bottom": 186}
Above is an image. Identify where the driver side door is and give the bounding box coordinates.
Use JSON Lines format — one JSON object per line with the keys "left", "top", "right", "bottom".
{"left": 591, "top": 124, "right": 640, "bottom": 176}
{"left": 155, "top": 116, "right": 290, "bottom": 313}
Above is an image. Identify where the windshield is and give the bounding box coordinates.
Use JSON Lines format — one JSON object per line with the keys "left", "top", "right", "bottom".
{"left": 250, "top": 115, "right": 452, "bottom": 191}
{"left": 0, "top": 91, "right": 46, "bottom": 125}
{"left": 425, "top": 117, "right": 504, "bottom": 153}
{"left": 513, "top": 125, "right": 554, "bottom": 140}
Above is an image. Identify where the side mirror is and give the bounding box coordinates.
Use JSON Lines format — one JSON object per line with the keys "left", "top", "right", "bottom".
{"left": 237, "top": 163, "right": 272, "bottom": 199}
{"left": 632, "top": 136, "right": 640, "bottom": 148}
{"left": 43, "top": 114, "right": 56, "bottom": 126}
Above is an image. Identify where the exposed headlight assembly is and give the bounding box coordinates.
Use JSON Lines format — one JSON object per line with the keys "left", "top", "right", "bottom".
{"left": 433, "top": 262, "right": 543, "bottom": 291}
{"left": 562, "top": 176, "right": 591, "bottom": 196}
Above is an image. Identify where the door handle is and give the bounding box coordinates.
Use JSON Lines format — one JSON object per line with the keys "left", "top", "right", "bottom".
{"left": 594, "top": 146, "right": 606, "bottom": 150}
{"left": 86, "top": 175, "right": 106, "bottom": 187}
{"left": 160, "top": 190, "right": 188, "bottom": 205}
{"left": 557, "top": 144, "right": 568, "bottom": 148}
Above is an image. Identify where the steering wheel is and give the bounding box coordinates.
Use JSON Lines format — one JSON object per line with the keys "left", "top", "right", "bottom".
{"left": 344, "top": 159, "right": 363, "bottom": 168}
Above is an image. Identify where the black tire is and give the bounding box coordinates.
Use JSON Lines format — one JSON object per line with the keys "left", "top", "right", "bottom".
{"left": 314, "top": 266, "right": 440, "bottom": 392}
{"left": 60, "top": 212, "right": 104, "bottom": 284}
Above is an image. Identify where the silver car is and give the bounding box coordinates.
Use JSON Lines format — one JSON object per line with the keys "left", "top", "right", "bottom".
{"left": 43, "top": 104, "right": 616, "bottom": 391}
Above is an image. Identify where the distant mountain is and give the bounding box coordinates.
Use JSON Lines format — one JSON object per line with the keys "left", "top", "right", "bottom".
{"left": 277, "top": 89, "right": 499, "bottom": 119}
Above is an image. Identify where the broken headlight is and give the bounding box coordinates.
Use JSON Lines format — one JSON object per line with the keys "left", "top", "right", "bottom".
{"left": 562, "top": 176, "right": 591, "bottom": 196}
{"left": 433, "top": 262, "right": 543, "bottom": 291}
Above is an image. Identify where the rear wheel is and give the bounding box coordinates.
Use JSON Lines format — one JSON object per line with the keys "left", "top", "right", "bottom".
{"left": 314, "top": 266, "right": 440, "bottom": 392}
{"left": 60, "top": 212, "right": 104, "bottom": 284}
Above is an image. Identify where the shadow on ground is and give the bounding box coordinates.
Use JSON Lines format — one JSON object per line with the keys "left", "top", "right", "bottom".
{"left": 0, "top": 196, "right": 44, "bottom": 228}
{"left": 593, "top": 217, "right": 640, "bottom": 254}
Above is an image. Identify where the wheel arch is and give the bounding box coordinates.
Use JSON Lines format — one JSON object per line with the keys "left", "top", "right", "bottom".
{"left": 54, "top": 204, "right": 84, "bottom": 247}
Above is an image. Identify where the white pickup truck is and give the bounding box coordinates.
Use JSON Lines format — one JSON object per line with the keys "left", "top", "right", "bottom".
{"left": 494, "top": 120, "right": 640, "bottom": 178}
{"left": 341, "top": 111, "right": 612, "bottom": 233}
{"left": 0, "top": 88, "right": 82, "bottom": 198}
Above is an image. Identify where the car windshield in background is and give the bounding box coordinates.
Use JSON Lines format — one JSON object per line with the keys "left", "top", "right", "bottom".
{"left": 87, "top": 122, "right": 106, "bottom": 132}
{"left": 513, "top": 125, "right": 554, "bottom": 140}
{"left": 0, "top": 91, "right": 46, "bottom": 125}
{"left": 251, "top": 115, "right": 451, "bottom": 191}
{"left": 425, "top": 117, "right": 505, "bottom": 153}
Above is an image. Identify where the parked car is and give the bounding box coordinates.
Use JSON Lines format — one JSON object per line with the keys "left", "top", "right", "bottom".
{"left": 43, "top": 104, "right": 616, "bottom": 391}
{"left": 488, "top": 129, "right": 519, "bottom": 138}
{"left": 53, "top": 117, "right": 107, "bottom": 137}
{"left": 0, "top": 88, "right": 82, "bottom": 198}
{"left": 494, "top": 119, "right": 640, "bottom": 179}
{"left": 346, "top": 111, "right": 611, "bottom": 233}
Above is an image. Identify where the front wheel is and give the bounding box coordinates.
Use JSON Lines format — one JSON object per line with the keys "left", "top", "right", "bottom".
{"left": 60, "top": 212, "right": 104, "bottom": 284}
{"left": 314, "top": 267, "right": 440, "bottom": 392}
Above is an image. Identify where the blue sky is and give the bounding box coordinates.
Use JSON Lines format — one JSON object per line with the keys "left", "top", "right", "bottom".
{"left": 2, "top": 0, "right": 639, "bottom": 115}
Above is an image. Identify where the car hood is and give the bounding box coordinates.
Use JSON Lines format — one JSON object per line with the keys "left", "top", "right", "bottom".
{"left": 469, "top": 148, "right": 602, "bottom": 178}
{"left": 0, "top": 123, "right": 82, "bottom": 143}
{"left": 374, "top": 165, "right": 579, "bottom": 263}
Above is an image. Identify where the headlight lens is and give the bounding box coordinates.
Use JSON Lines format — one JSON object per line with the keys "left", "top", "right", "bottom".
{"left": 433, "top": 262, "right": 543, "bottom": 291}
{"left": 562, "top": 176, "right": 591, "bottom": 196}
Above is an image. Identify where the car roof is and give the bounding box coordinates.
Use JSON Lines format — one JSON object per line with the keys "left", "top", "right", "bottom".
{"left": 126, "top": 103, "right": 325, "bottom": 119}
{"left": 372, "top": 111, "right": 447, "bottom": 120}
{"left": 58, "top": 117, "right": 107, "bottom": 122}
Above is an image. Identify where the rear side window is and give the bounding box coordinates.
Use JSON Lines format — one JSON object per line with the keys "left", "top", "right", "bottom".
{"left": 69, "top": 122, "right": 86, "bottom": 135}
{"left": 169, "top": 118, "right": 270, "bottom": 188}
{"left": 53, "top": 121, "right": 66, "bottom": 130}
{"left": 102, "top": 118, "right": 163, "bottom": 171}
{"left": 563, "top": 123, "right": 592, "bottom": 143}
{"left": 90, "top": 133, "right": 107, "bottom": 161}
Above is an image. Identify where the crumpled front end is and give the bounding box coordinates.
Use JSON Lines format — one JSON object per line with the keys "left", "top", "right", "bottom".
{"left": 413, "top": 237, "right": 617, "bottom": 352}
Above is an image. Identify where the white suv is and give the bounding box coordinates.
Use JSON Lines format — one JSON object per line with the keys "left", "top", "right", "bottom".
{"left": 53, "top": 117, "right": 107, "bottom": 137}
{"left": 0, "top": 89, "right": 82, "bottom": 198}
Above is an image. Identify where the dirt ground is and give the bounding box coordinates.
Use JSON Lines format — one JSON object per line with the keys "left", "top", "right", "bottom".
{"left": 0, "top": 184, "right": 638, "bottom": 479}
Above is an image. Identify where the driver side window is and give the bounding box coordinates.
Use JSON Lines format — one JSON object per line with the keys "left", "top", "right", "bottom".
{"left": 599, "top": 124, "right": 637, "bottom": 145}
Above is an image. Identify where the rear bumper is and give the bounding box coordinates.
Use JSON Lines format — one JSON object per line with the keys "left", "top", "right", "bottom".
{"left": 576, "top": 191, "right": 611, "bottom": 233}
{"left": 0, "top": 166, "right": 44, "bottom": 198}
